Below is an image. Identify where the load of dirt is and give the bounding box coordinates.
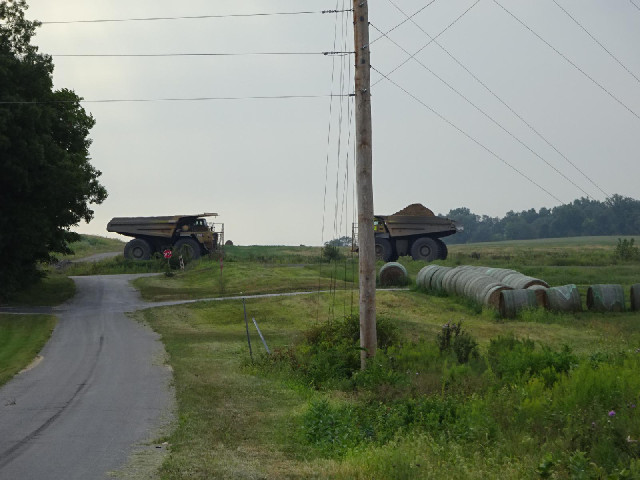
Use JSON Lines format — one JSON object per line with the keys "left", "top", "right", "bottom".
{"left": 392, "top": 203, "right": 435, "bottom": 216}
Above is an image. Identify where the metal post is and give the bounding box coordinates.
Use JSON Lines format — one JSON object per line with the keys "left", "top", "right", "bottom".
{"left": 353, "top": 0, "right": 377, "bottom": 369}
{"left": 242, "top": 297, "right": 253, "bottom": 360}
{"left": 252, "top": 318, "right": 271, "bottom": 354}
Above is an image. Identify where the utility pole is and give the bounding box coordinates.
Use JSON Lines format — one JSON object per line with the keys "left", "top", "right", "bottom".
{"left": 353, "top": 0, "right": 376, "bottom": 369}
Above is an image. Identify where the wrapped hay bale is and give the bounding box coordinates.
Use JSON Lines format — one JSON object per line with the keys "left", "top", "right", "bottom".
{"left": 499, "top": 289, "right": 538, "bottom": 318}
{"left": 546, "top": 284, "right": 581, "bottom": 312}
{"left": 587, "top": 284, "right": 625, "bottom": 312}
{"left": 379, "top": 262, "right": 408, "bottom": 287}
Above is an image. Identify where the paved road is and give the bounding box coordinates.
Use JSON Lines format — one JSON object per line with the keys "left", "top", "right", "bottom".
{"left": 0, "top": 275, "right": 174, "bottom": 480}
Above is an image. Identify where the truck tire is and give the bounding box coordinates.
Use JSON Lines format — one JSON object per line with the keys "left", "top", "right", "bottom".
{"left": 435, "top": 239, "right": 448, "bottom": 260}
{"left": 410, "top": 237, "right": 440, "bottom": 262}
{"left": 374, "top": 238, "right": 394, "bottom": 262}
{"left": 124, "top": 238, "right": 152, "bottom": 260}
{"left": 174, "top": 237, "right": 202, "bottom": 260}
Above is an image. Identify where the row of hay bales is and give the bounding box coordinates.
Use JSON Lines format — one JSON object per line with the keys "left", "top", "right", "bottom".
{"left": 415, "top": 264, "right": 640, "bottom": 318}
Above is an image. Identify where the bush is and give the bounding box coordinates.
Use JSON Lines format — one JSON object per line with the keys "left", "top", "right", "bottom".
{"left": 615, "top": 238, "right": 640, "bottom": 261}
{"left": 487, "top": 335, "right": 576, "bottom": 386}
{"left": 436, "top": 322, "right": 479, "bottom": 364}
{"left": 263, "top": 314, "right": 400, "bottom": 389}
{"left": 321, "top": 244, "right": 345, "bottom": 262}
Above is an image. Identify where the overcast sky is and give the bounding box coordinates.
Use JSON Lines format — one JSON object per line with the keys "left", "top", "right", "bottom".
{"left": 24, "top": 0, "right": 640, "bottom": 245}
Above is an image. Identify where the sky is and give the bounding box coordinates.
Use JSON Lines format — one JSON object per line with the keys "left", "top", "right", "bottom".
{"left": 22, "top": 0, "right": 640, "bottom": 246}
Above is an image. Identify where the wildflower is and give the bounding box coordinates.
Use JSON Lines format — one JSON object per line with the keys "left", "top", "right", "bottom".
{"left": 608, "top": 410, "right": 616, "bottom": 417}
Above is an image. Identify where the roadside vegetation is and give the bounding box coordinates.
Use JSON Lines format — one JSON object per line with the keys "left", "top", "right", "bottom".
{"left": 0, "top": 314, "right": 57, "bottom": 387}
{"left": 2, "top": 235, "right": 125, "bottom": 306}
{"left": 131, "top": 236, "right": 640, "bottom": 479}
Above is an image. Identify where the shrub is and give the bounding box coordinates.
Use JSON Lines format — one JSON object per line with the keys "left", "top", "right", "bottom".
{"left": 266, "top": 314, "right": 400, "bottom": 389}
{"left": 322, "top": 244, "right": 344, "bottom": 262}
{"left": 436, "top": 322, "right": 479, "bottom": 364}
{"left": 615, "top": 238, "right": 640, "bottom": 261}
{"left": 487, "top": 335, "right": 575, "bottom": 386}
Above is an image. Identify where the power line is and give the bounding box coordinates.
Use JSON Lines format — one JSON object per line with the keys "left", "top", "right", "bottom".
{"left": 39, "top": 9, "right": 351, "bottom": 25}
{"left": 371, "top": 65, "right": 565, "bottom": 205}
{"left": 0, "top": 94, "right": 350, "bottom": 105}
{"left": 382, "top": 0, "right": 610, "bottom": 199}
{"left": 368, "top": 0, "right": 437, "bottom": 47}
{"left": 370, "top": 22, "right": 596, "bottom": 200}
{"left": 49, "top": 51, "right": 349, "bottom": 58}
{"left": 372, "top": 0, "right": 481, "bottom": 87}
{"left": 493, "top": 0, "right": 640, "bottom": 122}
{"left": 551, "top": 0, "right": 640, "bottom": 86}
{"left": 630, "top": 0, "right": 640, "bottom": 12}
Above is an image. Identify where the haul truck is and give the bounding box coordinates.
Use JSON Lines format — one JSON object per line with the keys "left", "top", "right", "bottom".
{"left": 352, "top": 204, "right": 462, "bottom": 262}
{"left": 107, "top": 213, "right": 223, "bottom": 260}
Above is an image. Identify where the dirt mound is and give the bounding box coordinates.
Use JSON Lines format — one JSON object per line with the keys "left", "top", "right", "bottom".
{"left": 392, "top": 203, "right": 435, "bottom": 216}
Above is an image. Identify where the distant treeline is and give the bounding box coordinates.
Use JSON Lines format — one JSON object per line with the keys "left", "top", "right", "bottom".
{"left": 443, "top": 194, "right": 640, "bottom": 244}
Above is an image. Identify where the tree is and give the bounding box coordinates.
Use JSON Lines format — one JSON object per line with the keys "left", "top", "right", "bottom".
{"left": 326, "top": 235, "right": 352, "bottom": 247}
{"left": 0, "top": 0, "right": 107, "bottom": 297}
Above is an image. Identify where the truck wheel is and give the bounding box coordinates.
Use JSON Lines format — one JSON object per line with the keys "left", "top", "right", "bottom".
{"left": 174, "top": 238, "right": 202, "bottom": 260}
{"left": 435, "top": 239, "right": 448, "bottom": 260}
{"left": 375, "top": 238, "right": 394, "bottom": 262}
{"left": 124, "top": 238, "right": 152, "bottom": 260}
{"left": 410, "top": 237, "right": 440, "bottom": 262}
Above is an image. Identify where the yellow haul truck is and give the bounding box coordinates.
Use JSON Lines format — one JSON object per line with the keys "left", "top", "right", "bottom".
{"left": 107, "top": 213, "right": 223, "bottom": 260}
{"left": 353, "top": 204, "right": 462, "bottom": 262}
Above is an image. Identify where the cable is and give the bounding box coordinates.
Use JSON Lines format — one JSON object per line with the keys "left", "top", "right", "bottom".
{"left": 49, "top": 52, "right": 348, "bottom": 57}
{"left": 372, "top": 0, "right": 481, "bottom": 88}
{"left": 371, "top": 65, "right": 565, "bottom": 204}
{"left": 39, "top": 10, "right": 351, "bottom": 25}
{"left": 384, "top": 0, "right": 610, "bottom": 200}
{"left": 368, "top": 0, "right": 437, "bottom": 47}
{"left": 493, "top": 0, "right": 640, "bottom": 122}
{"left": 319, "top": 2, "right": 346, "bottom": 324}
{"left": 551, "top": 0, "right": 640, "bottom": 85}
{"left": 630, "top": 0, "right": 640, "bottom": 12}
{"left": 0, "top": 94, "right": 350, "bottom": 105}
{"left": 370, "top": 22, "right": 596, "bottom": 200}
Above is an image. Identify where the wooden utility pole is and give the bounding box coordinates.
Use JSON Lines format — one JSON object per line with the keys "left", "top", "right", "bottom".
{"left": 353, "top": 0, "right": 376, "bottom": 369}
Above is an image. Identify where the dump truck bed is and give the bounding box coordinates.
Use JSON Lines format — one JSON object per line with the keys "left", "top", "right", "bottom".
{"left": 107, "top": 213, "right": 217, "bottom": 238}
{"left": 378, "top": 214, "right": 459, "bottom": 238}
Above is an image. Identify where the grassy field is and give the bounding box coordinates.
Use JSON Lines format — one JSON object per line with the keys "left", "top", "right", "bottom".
{"left": 56, "top": 234, "right": 124, "bottom": 261}
{"left": 131, "top": 236, "right": 640, "bottom": 479}
{"left": 0, "top": 314, "right": 57, "bottom": 387}
{"left": 3, "top": 235, "right": 639, "bottom": 478}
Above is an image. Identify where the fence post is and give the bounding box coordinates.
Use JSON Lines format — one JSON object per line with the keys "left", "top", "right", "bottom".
{"left": 242, "top": 297, "right": 253, "bottom": 360}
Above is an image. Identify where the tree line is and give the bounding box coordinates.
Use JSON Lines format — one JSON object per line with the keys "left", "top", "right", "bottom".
{"left": 443, "top": 194, "right": 640, "bottom": 244}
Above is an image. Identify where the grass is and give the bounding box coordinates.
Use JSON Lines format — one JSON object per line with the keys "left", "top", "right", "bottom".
{"left": 5, "top": 235, "right": 640, "bottom": 478}
{"left": 5, "top": 275, "right": 76, "bottom": 307}
{"left": 133, "top": 236, "right": 640, "bottom": 478}
{"left": 133, "top": 253, "right": 357, "bottom": 302}
{"left": 137, "top": 286, "right": 640, "bottom": 478}
{"left": 55, "top": 234, "right": 124, "bottom": 261}
{"left": 0, "top": 314, "right": 57, "bottom": 387}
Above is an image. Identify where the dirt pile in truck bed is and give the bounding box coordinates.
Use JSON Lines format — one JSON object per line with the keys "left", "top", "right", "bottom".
{"left": 392, "top": 204, "right": 435, "bottom": 216}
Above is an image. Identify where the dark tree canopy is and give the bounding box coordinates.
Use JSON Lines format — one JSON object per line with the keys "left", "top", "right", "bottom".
{"left": 443, "top": 195, "right": 640, "bottom": 244}
{"left": 0, "top": 0, "right": 107, "bottom": 296}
